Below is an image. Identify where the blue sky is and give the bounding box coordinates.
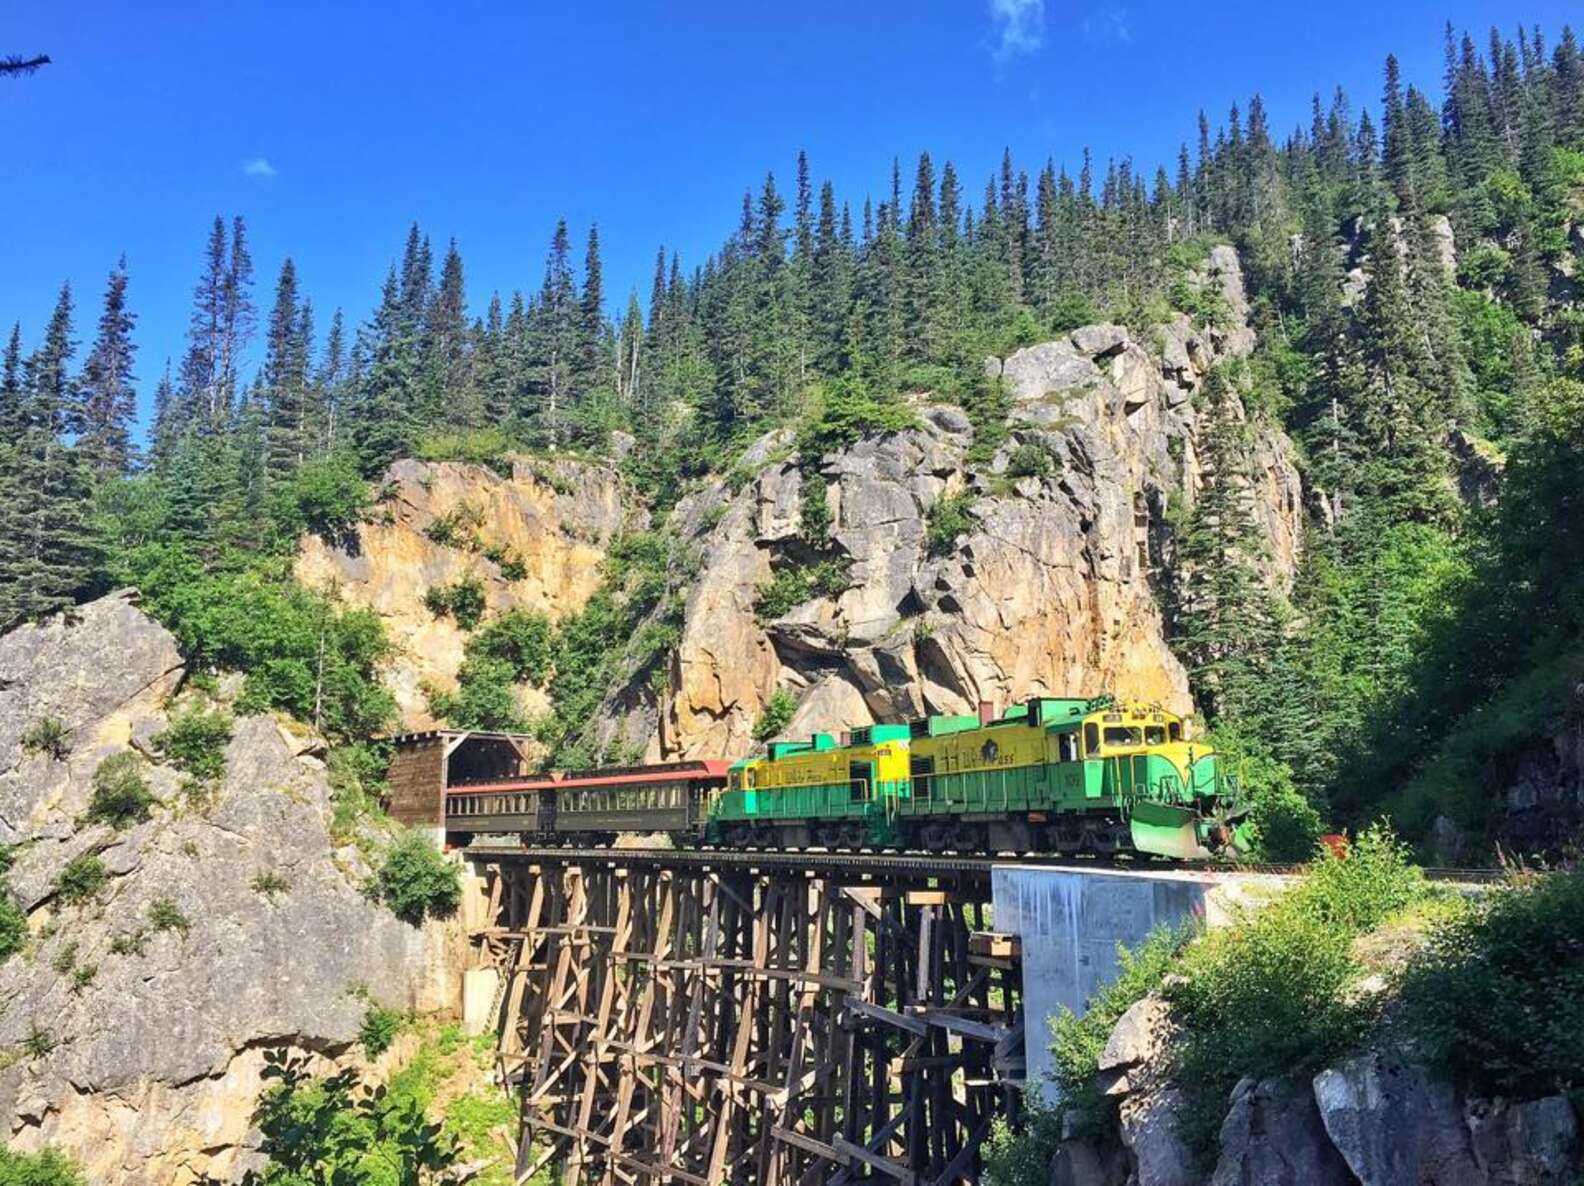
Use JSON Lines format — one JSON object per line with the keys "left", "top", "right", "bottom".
{"left": 2, "top": 1, "right": 1578, "bottom": 426}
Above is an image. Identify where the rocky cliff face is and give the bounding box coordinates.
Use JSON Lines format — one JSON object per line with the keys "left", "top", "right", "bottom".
{"left": 1058, "top": 993, "right": 1580, "bottom": 1186}
{"left": 0, "top": 593, "right": 450, "bottom": 1184}
{"left": 297, "top": 455, "right": 629, "bottom": 729}
{"left": 598, "top": 245, "right": 1302, "bottom": 760}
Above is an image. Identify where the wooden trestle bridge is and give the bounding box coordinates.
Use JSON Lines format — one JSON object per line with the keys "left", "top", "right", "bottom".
{"left": 466, "top": 847, "right": 1026, "bottom": 1186}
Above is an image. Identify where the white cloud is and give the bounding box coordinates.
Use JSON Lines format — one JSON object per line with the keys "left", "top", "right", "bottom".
{"left": 988, "top": 0, "right": 1045, "bottom": 62}
{"left": 1082, "top": 6, "right": 1131, "bottom": 45}
{"left": 241, "top": 156, "right": 277, "bottom": 179}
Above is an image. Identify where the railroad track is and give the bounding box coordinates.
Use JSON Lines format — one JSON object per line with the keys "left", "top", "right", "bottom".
{"left": 463, "top": 844, "right": 1506, "bottom": 884}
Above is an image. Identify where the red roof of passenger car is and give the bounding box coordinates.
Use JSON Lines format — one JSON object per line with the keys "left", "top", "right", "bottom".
{"left": 446, "top": 759, "right": 731, "bottom": 795}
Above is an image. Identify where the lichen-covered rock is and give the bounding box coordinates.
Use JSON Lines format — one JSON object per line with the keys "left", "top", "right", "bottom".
{"left": 296, "top": 456, "right": 628, "bottom": 728}
{"left": 1312, "top": 1053, "right": 1485, "bottom": 1186}
{"left": 1049, "top": 1134, "right": 1128, "bottom": 1186}
{"left": 0, "top": 591, "right": 184, "bottom": 847}
{"left": 1465, "top": 1094, "right": 1578, "bottom": 1186}
{"left": 1211, "top": 1076, "right": 1354, "bottom": 1186}
{"left": 1097, "top": 995, "right": 1171, "bottom": 1075}
{"left": 616, "top": 247, "right": 1305, "bottom": 758}
{"left": 0, "top": 596, "right": 447, "bottom": 1184}
{"left": 1118, "top": 1085, "right": 1198, "bottom": 1186}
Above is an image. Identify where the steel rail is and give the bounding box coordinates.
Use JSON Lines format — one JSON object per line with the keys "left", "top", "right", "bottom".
{"left": 461, "top": 844, "right": 1506, "bottom": 884}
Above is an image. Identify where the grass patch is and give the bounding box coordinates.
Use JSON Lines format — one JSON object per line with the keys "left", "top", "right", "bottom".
{"left": 251, "top": 870, "right": 292, "bottom": 902}
{"left": 148, "top": 894, "right": 191, "bottom": 936}
{"left": 20, "top": 717, "right": 70, "bottom": 760}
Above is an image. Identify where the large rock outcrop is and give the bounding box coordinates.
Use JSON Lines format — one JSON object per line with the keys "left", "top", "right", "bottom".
{"left": 0, "top": 594, "right": 447, "bottom": 1184}
{"left": 297, "top": 456, "right": 628, "bottom": 729}
{"left": 1055, "top": 997, "right": 1581, "bottom": 1186}
{"left": 613, "top": 248, "right": 1303, "bottom": 760}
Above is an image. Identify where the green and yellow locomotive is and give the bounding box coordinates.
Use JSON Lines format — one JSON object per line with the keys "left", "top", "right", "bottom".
{"left": 711, "top": 696, "right": 1247, "bottom": 858}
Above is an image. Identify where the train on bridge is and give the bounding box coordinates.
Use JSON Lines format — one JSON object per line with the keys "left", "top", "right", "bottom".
{"left": 390, "top": 695, "right": 1249, "bottom": 860}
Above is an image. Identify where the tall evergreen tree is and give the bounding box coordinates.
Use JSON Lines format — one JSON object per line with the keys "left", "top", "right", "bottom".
{"left": 78, "top": 259, "right": 139, "bottom": 480}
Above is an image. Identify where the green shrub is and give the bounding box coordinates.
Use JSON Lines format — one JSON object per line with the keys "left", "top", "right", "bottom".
{"left": 328, "top": 742, "right": 392, "bottom": 848}
{"left": 1047, "top": 289, "right": 1100, "bottom": 334}
{"left": 0, "top": 1147, "right": 88, "bottom": 1186}
{"left": 69, "top": 963, "right": 97, "bottom": 994}
{"left": 1005, "top": 441, "right": 1059, "bottom": 480}
{"left": 50, "top": 940, "right": 78, "bottom": 975}
{"left": 423, "top": 502, "right": 486, "bottom": 549}
{"left": 466, "top": 610, "right": 554, "bottom": 685}
{"left": 753, "top": 568, "right": 812, "bottom": 621}
{"left": 359, "top": 1005, "right": 404, "bottom": 1059}
{"left": 84, "top": 752, "right": 155, "bottom": 829}
{"left": 926, "top": 493, "right": 975, "bottom": 556}
{"left": 1168, "top": 906, "right": 1367, "bottom": 1161}
{"left": 148, "top": 895, "right": 191, "bottom": 936}
{"left": 53, "top": 855, "right": 107, "bottom": 905}
{"left": 20, "top": 717, "right": 70, "bottom": 761}
{"left": 424, "top": 575, "right": 487, "bottom": 630}
{"left": 428, "top": 655, "right": 530, "bottom": 732}
{"left": 982, "top": 1109, "right": 1064, "bottom": 1186}
{"left": 483, "top": 542, "right": 529, "bottom": 581}
{"left": 247, "top": 1047, "right": 459, "bottom": 1183}
{"left": 376, "top": 830, "right": 461, "bottom": 925}
{"left": 962, "top": 371, "right": 1012, "bottom": 466}
{"left": 125, "top": 545, "right": 397, "bottom": 744}
{"left": 267, "top": 452, "right": 370, "bottom": 541}
{"left": 1210, "top": 731, "right": 1325, "bottom": 862}
{"left": 109, "top": 928, "right": 149, "bottom": 956}
{"left": 0, "top": 893, "right": 23, "bottom": 963}
{"left": 1288, "top": 823, "right": 1423, "bottom": 933}
{"left": 251, "top": 870, "right": 291, "bottom": 901}
{"left": 795, "top": 373, "right": 918, "bottom": 458}
{"left": 1396, "top": 868, "right": 1584, "bottom": 1098}
{"left": 154, "top": 707, "right": 233, "bottom": 783}
{"left": 799, "top": 471, "right": 833, "bottom": 546}
{"left": 752, "top": 689, "right": 797, "bottom": 742}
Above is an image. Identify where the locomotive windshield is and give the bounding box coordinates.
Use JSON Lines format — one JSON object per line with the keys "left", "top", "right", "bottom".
{"left": 1103, "top": 726, "right": 1143, "bottom": 747}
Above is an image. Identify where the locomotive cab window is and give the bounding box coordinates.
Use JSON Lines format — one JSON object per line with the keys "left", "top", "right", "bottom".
{"left": 1058, "top": 732, "right": 1079, "bottom": 762}
{"left": 1145, "top": 726, "right": 1166, "bottom": 745}
{"left": 1104, "top": 726, "right": 1143, "bottom": 747}
{"left": 1169, "top": 721, "right": 1182, "bottom": 741}
{"left": 1084, "top": 723, "right": 1100, "bottom": 756}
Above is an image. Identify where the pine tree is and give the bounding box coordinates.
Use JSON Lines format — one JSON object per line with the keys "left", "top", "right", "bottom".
{"left": 78, "top": 259, "right": 139, "bottom": 481}
{"left": 3, "top": 286, "right": 98, "bottom": 628}
{"left": 263, "top": 257, "right": 310, "bottom": 482}
{"left": 1173, "top": 368, "right": 1277, "bottom": 723}
{"left": 425, "top": 241, "right": 474, "bottom": 425}
{"left": 351, "top": 266, "right": 422, "bottom": 472}
{"left": 529, "top": 220, "right": 579, "bottom": 447}
{"left": 578, "top": 224, "right": 607, "bottom": 395}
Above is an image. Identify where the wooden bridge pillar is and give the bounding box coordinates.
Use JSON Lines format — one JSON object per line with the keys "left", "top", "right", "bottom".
{"left": 469, "top": 853, "right": 1024, "bottom": 1185}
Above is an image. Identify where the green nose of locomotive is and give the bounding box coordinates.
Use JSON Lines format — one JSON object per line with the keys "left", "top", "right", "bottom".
{"left": 1127, "top": 745, "right": 1251, "bottom": 859}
